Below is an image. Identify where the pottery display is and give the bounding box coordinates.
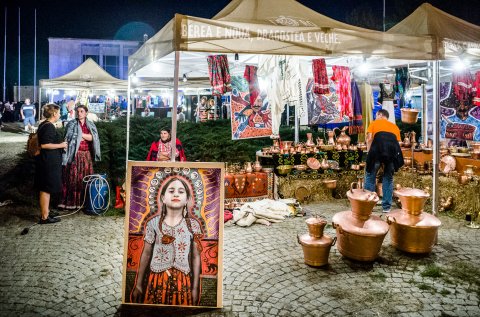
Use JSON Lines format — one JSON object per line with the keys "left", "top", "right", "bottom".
{"left": 297, "top": 217, "right": 336, "bottom": 267}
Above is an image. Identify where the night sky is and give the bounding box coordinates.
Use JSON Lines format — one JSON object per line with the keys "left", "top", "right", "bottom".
{"left": 1, "top": 0, "right": 479, "bottom": 100}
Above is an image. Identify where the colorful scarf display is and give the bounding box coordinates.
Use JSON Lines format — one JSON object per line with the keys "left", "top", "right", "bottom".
{"left": 349, "top": 80, "right": 363, "bottom": 135}
{"left": 474, "top": 71, "right": 480, "bottom": 107}
{"left": 207, "top": 55, "right": 232, "bottom": 96}
{"left": 243, "top": 65, "right": 260, "bottom": 106}
{"left": 452, "top": 69, "right": 473, "bottom": 103}
{"left": 312, "top": 58, "right": 329, "bottom": 95}
{"left": 331, "top": 65, "right": 352, "bottom": 119}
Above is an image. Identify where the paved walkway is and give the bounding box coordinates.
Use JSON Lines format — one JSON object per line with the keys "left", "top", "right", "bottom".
{"left": 0, "top": 201, "right": 479, "bottom": 317}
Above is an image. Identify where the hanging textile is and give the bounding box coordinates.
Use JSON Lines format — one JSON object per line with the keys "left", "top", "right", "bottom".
{"left": 258, "top": 55, "right": 283, "bottom": 137}
{"left": 312, "top": 58, "right": 329, "bottom": 95}
{"left": 207, "top": 55, "right": 232, "bottom": 96}
{"left": 279, "top": 56, "right": 308, "bottom": 126}
{"left": 452, "top": 69, "right": 473, "bottom": 103}
{"left": 358, "top": 82, "right": 374, "bottom": 142}
{"left": 244, "top": 65, "right": 260, "bottom": 106}
{"left": 349, "top": 80, "right": 363, "bottom": 135}
{"left": 474, "top": 71, "right": 480, "bottom": 107}
{"left": 395, "top": 67, "right": 410, "bottom": 108}
{"left": 331, "top": 66, "right": 352, "bottom": 119}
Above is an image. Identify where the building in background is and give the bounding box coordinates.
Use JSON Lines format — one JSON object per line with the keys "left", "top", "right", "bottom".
{"left": 48, "top": 38, "right": 140, "bottom": 80}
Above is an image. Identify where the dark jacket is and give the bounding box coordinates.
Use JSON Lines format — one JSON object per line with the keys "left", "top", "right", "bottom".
{"left": 366, "top": 131, "right": 404, "bottom": 173}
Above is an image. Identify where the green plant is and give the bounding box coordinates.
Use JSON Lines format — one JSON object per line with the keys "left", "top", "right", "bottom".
{"left": 421, "top": 264, "right": 442, "bottom": 278}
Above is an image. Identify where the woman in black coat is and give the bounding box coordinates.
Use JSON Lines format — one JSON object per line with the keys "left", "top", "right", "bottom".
{"left": 35, "top": 104, "right": 67, "bottom": 224}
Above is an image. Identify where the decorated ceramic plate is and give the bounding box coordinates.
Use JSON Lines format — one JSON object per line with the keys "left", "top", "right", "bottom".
{"left": 327, "top": 160, "right": 339, "bottom": 169}
{"left": 439, "top": 155, "right": 456, "bottom": 174}
{"left": 306, "top": 157, "right": 320, "bottom": 170}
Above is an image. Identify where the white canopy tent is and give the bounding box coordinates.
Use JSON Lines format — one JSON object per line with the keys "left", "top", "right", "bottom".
{"left": 127, "top": 0, "right": 437, "bottom": 163}
{"left": 387, "top": 3, "right": 480, "bottom": 215}
{"left": 40, "top": 58, "right": 128, "bottom": 99}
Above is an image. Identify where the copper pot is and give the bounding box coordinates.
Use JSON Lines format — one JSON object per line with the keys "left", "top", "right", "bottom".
{"left": 471, "top": 142, "right": 480, "bottom": 152}
{"left": 386, "top": 211, "right": 441, "bottom": 253}
{"left": 394, "top": 188, "right": 429, "bottom": 216}
{"left": 332, "top": 212, "right": 389, "bottom": 261}
{"left": 401, "top": 108, "right": 419, "bottom": 124}
{"left": 323, "top": 179, "right": 337, "bottom": 189}
{"left": 297, "top": 217, "right": 336, "bottom": 267}
{"left": 335, "top": 127, "right": 351, "bottom": 146}
{"left": 347, "top": 185, "right": 379, "bottom": 221}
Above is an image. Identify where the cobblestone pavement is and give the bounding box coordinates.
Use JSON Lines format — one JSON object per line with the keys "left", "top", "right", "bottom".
{"left": 0, "top": 201, "right": 479, "bottom": 317}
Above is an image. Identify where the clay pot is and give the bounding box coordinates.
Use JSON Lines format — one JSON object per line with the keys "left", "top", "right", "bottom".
{"left": 386, "top": 211, "right": 441, "bottom": 254}
{"left": 471, "top": 142, "right": 480, "bottom": 152}
{"left": 305, "top": 133, "right": 315, "bottom": 147}
{"left": 401, "top": 108, "right": 419, "bottom": 124}
{"left": 297, "top": 217, "right": 336, "bottom": 267}
{"left": 253, "top": 160, "right": 262, "bottom": 172}
{"left": 332, "top": 212, "right": 389, "bottom": 261}
{"left": 394, "top": 188, "right": 429, "bottom": 216}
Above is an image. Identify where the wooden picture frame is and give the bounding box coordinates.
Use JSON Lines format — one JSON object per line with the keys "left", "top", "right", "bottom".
{"left": 122, "top": 161, "right": 224, "bottom": 308}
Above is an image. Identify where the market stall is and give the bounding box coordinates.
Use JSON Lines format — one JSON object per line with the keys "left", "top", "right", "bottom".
{"left": 39, "top": 58, "right": 128, "bottom": 119}
{"left": 387, "top": 3, "right": 480, "bottom": 215}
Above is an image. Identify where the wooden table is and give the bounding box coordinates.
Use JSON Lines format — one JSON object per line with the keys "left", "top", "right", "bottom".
{"left": 401, "top": 149, "right": 480, "bottom": 176}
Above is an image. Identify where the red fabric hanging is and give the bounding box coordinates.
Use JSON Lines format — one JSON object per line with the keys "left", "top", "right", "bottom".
{"left": 244, "top": 65, "right": 260, "bottom": 105}
{"left": 331, "top": 65, "right": 353, "bottom": 119}
{"left": 207, "top": 55, "right": 232, "bottom": 96}
{"left": 312, "top": 58, "right": 329, "bottom": 95}
{"left": 474, "top": 71, "right": 480, "bottom": 107}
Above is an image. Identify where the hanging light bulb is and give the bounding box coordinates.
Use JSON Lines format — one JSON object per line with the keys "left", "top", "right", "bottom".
{"left": 183, "top": 74, "right": 188, "bottom": 82}
{"left": 235, "top": 53, "right": 239, "bottom": 61}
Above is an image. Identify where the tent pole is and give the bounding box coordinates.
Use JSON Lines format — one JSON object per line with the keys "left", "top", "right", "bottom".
{"left": 38, "top": 87, "right": 41, "bottom": 121}
{"left": 126, "top": 75, "right": 131, "bottom": 168}
{"left": 432, "top": 60, "right": 440, "bottom": 216}
{"left": 422, "top": 83, "right": 427, "bottom": 145}
{"left": 294, "top": 104, "right": 299, "bottom": 144}
{"left": 171, "top": 51, "right": 180, "bottom": 162}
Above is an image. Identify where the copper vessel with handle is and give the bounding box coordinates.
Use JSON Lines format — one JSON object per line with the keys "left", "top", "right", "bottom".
{"left": 347, "top": 183, "right": 379, "bottom": 221}
{"left": 332, "top": 212, "right": 389, "bottom": 261}
{"left": 297, "top": 217, "right": 336, "bottom": 267}
{"left": 386, "top": 211, "right": 441, "bottom": 253}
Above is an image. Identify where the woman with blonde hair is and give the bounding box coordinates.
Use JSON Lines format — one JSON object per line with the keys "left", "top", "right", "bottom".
{"left": 35, "top": 104, "right": 67, "bottom": 224}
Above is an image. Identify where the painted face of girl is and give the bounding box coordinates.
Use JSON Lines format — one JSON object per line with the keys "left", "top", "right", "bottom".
{"left": 162, "top": 179, "right": 188, "bottom": 209}
{"left": 160, "top": 130, "right": 170, "bottom": 142}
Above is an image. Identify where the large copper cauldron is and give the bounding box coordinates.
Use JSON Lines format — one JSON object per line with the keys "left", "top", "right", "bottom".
{"left": 332, "top": 212, "right": 389, "bottom": 261}
{"left": 387, "top": 187, "right": 441, "bottom": 253}
{"left": 347, "top": 185, "right": 379, "bottom": 221}
{"left": 394, "top": 188, "right": 429, "bottom": 216}
{"left": 401, "top": 108, "right": 420, "bottom": 124}
{"left": 297, "top": 217, "right": 336, "bottom": 267}
{"left": 386, "top": 212, "right": 441, "bottom": 253}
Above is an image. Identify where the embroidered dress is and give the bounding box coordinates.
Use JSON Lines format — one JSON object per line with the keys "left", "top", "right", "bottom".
{"left": 59, "top": 122, "right": 93, "bottom": 209}
{"left": 142, "top": 216, "right": 202, "bottom": 305}
{"left": 207, "top": 55, "right": 232, "bottom": 96}
{"left": 395, "top": 67, "right": 410, "bottom": 108}
{"left": 331, "top": 66, "right": 352, "bottom": 119}
{"left": 312, "top": 58, "right": 329, "bottom": 95}
{"left": 244, "top": 65, "right": 260, "bottom": 106}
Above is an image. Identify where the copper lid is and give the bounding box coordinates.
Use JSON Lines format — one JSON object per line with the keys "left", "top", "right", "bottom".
{"left": 306, "top": 217, "right": 326, "bottom": 226}
{"left": 347, "top": 189, "right": 379, "bottom": 202}
{"left": 394, "top": 187, "right": 430, "bottom": 198}
{"left": 387, "top": 210, "right": 441, "bottom": 227}
{"left": 332, "top": 211, "right": 389, "bottom": 236}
